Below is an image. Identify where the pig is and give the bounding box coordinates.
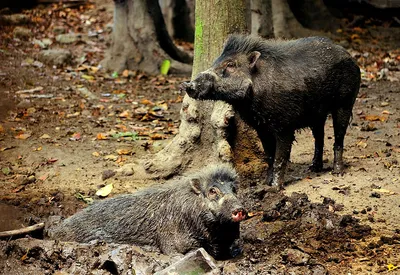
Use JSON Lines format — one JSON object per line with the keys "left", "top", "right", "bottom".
{"left": 49, "top": 164, "right": 246, "bottom": 260}
{"left": 181, "top": 35, "right": 360, "bottom": 188}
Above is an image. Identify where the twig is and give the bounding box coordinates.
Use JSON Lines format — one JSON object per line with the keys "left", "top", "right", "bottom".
{"left": 0, "top": 223, "right": 45, "bottom": 238}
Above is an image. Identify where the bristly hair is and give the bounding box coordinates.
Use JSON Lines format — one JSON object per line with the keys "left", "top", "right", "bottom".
{"left": 193, "top": 163, "right": 237, "bottom": 186}
{"left": 218, "top": 34, "right": 275, "bottom": 61}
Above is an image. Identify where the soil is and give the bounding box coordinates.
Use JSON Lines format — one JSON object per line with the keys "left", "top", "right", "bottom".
{"left": 0, "top": 1, "right": 399, "bottom": 274}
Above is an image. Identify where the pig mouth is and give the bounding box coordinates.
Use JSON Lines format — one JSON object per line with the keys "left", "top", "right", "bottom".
{"left": 232, "top": 209, "right": 246, "bottom": 222}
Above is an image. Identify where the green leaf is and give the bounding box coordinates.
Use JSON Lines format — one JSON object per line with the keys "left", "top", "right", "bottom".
{"left": 2, "top": 167, "right": 10, "bottom": 175}
{"left": 75, "top": 193, "right": 94, "bottom": 204}
{"left": 82, "top": 74, "right": 94, "bottom": 81}
{"left": 111, "top": 71, "right": 119, "bottom": 78}
{"left": 160, "top": 60, "right": 170, "bottom": 75}
{"left": 112, "top": 131, "right": 138, "bottom": 139}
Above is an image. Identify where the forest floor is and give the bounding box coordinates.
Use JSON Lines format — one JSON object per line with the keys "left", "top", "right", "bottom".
{"left": 0, "top": 1, "right": 399, "bottom": 275}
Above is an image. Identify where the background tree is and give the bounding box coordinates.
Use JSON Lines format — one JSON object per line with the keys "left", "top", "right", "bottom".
{"left": 101, "top": 0, "right": 192, "bottom": 75}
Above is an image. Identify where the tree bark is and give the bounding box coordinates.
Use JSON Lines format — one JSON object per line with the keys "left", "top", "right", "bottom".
{"left": 271, "top": 0, "right": 326, "bottom": 38}
{"left": 172, "top": 0, "right": 195, "bottom": 42}
{"left": 101, "top": 0, "right": 192, "bottom": 75}
{"left": 251, "top": 0, "right": 274, "bottom": 38}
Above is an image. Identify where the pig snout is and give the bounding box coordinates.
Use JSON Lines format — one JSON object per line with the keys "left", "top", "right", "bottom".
{"left": 182, "top": 71, "right": 216, "bottom": 99}
{"left": 180, "top": 81, "right": 196, "bottom": 94}
{"left": 232, "top": 208, "right": 246, "bottom": 222}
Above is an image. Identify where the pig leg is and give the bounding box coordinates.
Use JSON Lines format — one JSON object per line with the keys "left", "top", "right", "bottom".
{"left": 332, "top": 108, "right": 352, "bottom": 175}
{"left": 271, "top": 132, "right": 294, "bottom": 188}
{"left": 310, "top": 117, "right": 327, "bottom": 172}
{"left": 257, "top": 129, "right": 276, "bottom": 185}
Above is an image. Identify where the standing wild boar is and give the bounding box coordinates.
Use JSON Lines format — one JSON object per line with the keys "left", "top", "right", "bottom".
{"left": 182, "top": 35, "right": 360, "bottom": 188}
{"left": 49, "top": 164, "right": 246, "bottom": 259}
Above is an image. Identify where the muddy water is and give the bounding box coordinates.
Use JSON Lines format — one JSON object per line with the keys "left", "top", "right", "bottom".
{"left": 0, "top": 202, "right": 31, "bottom": 231}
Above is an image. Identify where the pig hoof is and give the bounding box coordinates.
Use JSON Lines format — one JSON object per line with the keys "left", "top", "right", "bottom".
{"left": 308, "top": 163, "right": 323, "bottom": 173}
{"left": 332, "top": 167, "right": 344, "bottom": 176}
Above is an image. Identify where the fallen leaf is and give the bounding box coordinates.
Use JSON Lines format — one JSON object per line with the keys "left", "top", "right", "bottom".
{"left": 116, "top": 149, "right": 133, "bottom": 155}
{"left": 104, "top": 154, "right": 118, "bottom": 161}
{"left": 70, "top": 132, "right": 81, "bottom": 141}
{"left": 357, "top": 140, "right": 368, "bottom": 148}
{"left": 372, "top": 188, "right": 396, "bottom": 195}
{"left": 40, "top": 134, "right": 51, "bottom": 139}
{"left": 75, "top": 193, "right": 94, "bottom": 204}
{"left": 140, "top": 99, "right": 154, "bottom": 105}
{"left": 364, "top": 115, "right": 387, "bottom": 122}
{"left": 92, "top": 151, "right": 100, "bottom": 157}
{"left": 81, "top": 74, "right": 94, "bottom": 81}
{"left": 382, "top": 110, "right": 391, "bottom": 115}
{"left": 361, "top": 123, "right": 377, "bottom": 132}
{"left": 2, "top": 167, "right": 11, "bottom": 175}
{"left": 34, "top": 146, "right": 42, "bottom": 151}
{"left": 21, "top": 249, "right": 29, "bottom": 261}
{"left": 0, "top": 146, "right": 15, "bottom": 152}
{"left": 15, "top": 133, "right": 31, "bottom": 140}
{"left": 122, "top": 69, "right": 129, "bottom": 77}
{"left": 118, "top": 110, "right": 130, "bottom": 118}
{"left": 247, "top": 211, "right": 263, "bottom": 217}
{"left": 96, "top": 133, "right": 109, "bottom": 140}
{"left": 112, "top": 132, "right": 138, "bottom": 139}
{"left": 0, "top": 125, "right": 3, "bottom": 133}
{"left": 160, "top": 59, "right": 170, "bottom": 75}
{"left": 66, "top": 112, "right": 80, "bottom": 118}
{"left": 38, "top": 173, "right": 48, "bottom": 181}
{"left": 380, "top": 102, "right": 389, "bottom": 107}
{"left": 150, "top": 133, "right": 166, "bottom": 140}
{"left": 115, "top": 124, "right": 128, "bottom": 132}
{"left": 96, "top": 183, "right": 113, "bottom": 197}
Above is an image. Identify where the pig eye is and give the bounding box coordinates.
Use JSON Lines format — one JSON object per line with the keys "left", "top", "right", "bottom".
{"left": 226, "top": 62, "right": 235, "bottom": 68}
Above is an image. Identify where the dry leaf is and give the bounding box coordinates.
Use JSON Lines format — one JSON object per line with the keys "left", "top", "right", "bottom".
{"left": 92, "top": 151, "right": 100, "bottom": 157}
{"left": 15, "top": 133, "right": 31, "bottom": 140}
{"left": 96, "top": 133, "right": 108, "bottom": 140}
{"left": 364, "top": 115, "right": 387, "bottom": 122}
{"left": 118, "top": 110, "right": 130, "bottom": 118}
{"left": 140, "top": 99, "right": 154, "bottom": 105}
{"left": 116, "top": 149, "right": 133, "bottom": 155}
{"left": 40, "top": 134, "right": 51, "bottom": 139}
{"left": 150, "top": 133, "right": 166, "bottom": 140}
{"left": 96, "top": 183, "right": 113, "bottom": 197}
{"left": 372, "top": 188, "right": 396, "bottom": 195}
{"left": 357, "top": 140, "right": 368, "bottom": 148}
{"left": 104, "top": 154, "right": 118, "bottom": 161}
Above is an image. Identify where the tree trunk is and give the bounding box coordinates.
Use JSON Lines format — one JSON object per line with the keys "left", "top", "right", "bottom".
{"left": 251, "top": 0, "right": 274, "bottom": 38}
{"left": 123, "top": 0, "right": 262, "bottom": 179}
{"left": 287, "top": 0, "right": 341, "bottom": 32}
{"left": 172, "top": 0, "right": 195, "bottom": 42}
{"left": 271, "top": 0, "right": 326, "bottom": 38}
{"left": 101, "top": 0, "right": 192, "bottom": 75}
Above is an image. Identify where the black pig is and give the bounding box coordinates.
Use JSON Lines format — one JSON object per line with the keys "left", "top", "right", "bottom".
{"left": 49, "top": 164, "right": 246, "bottom": 259}
{"left": 182, "top": 35, "right": 360, "bottom": 188}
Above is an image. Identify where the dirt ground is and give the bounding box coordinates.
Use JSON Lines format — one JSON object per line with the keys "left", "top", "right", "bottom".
{"left": 0, "top": 1, "right": 399, "bottom": 274}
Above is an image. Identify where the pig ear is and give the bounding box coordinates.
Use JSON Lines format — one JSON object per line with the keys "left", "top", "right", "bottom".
{"left": 190, "top": 178, "right": 202, "bottom": 194}
{"left": 248, "top": 51, "right": 261, "bottom": 69}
